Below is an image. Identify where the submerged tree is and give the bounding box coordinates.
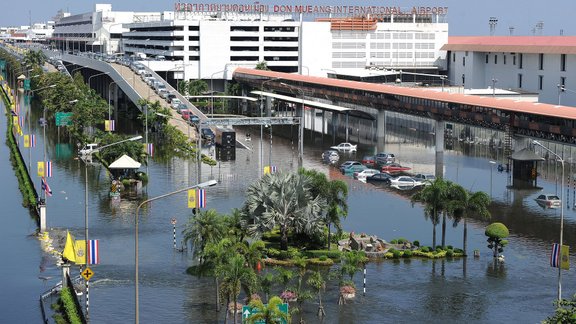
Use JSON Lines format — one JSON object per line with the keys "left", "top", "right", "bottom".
{"left": 543, "top": 294, "right": 576, "bottom": 324}
{"left": 411, "top": 178, "right": 449, "bottom": 249}
{"left": 450, "top": 186, "right": 491, "bottom": 256}
{"left": 485, "top": 222, "right": 509, "bottom": 258}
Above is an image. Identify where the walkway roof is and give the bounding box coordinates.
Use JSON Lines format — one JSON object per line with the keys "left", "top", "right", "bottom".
{"left": 441, "top": 36, "right": 576, "bottom": 55}
{"left": 234, "top": 67, "right": 576, "bottom": 120}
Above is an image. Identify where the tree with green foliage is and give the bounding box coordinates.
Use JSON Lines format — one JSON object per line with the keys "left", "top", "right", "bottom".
{"left": 543, "top": 294, "right": 576, "bottom": 324}
{"left": 307, "top": 270, "right": 326, "bottom": 317}
{"left": 216, "top": 253, "right": 257, "bottom": 324}
{"left": 243, "top": 172, "right": 326, "bottom": 250}
{"left": 23, "top": 49, "right": 46, "bottom": 68}
{"left": 291, "top": 255, "right": 313, "bottom": 324}
{"left": 188, "top": 79, "right": 208, "bottom": 96}
{"left": 450, "top": 185, "right": 491, "bottom": 256}
{"left": 94, "top": 132, "right": 146, "bottom": 165}
{"left": 340, "top": 251, "right": 366, "bottom": 282}
{"left": 299, "top": 168, "right": 348, "bottom": 249}
{"left": 183, "top": 209, "right": 227, "bottom": 262}
{"left": 485, "top": 222, "right": 509, "bottom": 258}
{"left": 177, "top": 80, "right": 189, "bottom": 96}
{"left": 411, "top": 178, "right": 449, "bottom": 248}
{"left": 246, "top": 296, "right": 290, "bottom": 324}
{"left": 256, "top": 61, "right": 270, "bottom": 70}
{"left": 275, "top": 267, "right": 294, "bottom": 292}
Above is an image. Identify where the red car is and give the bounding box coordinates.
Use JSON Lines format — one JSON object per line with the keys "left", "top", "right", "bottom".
{"left": 361, "top": 155, "right": 376, "bottom": 166}
{"left": 381, "top": 163, "right": 411, "bottom": 173}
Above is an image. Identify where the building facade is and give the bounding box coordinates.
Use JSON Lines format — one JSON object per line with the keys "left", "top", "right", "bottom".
{"left": 442, "top": 36, "right": 576, "bottom": 107}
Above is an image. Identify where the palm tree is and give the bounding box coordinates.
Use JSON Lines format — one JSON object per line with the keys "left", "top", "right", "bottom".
{"left": 307, "top": 270, "right": 326, "bottom": 317}
{"left": 244, "top": 172, "right": 326, "bottom": 250}
{"left": 216, "top": 253, "right": 257, "bottom": 324}
{"left": 299, "top": 168, "right": 348, "bottom": 249}
{"left": 411, "top": 178, "right": 449, "bottom": 249}
{"left": 246, "top": 296, "right": 290, "bottom": 324}
{"left": 200, "top": 238, "right": 234, "bottom": 312}
{"left": 276, "top": 267, "right": 294, "bottom": 292}
{"left": 450, "top": 186, "right": 491, "bottom": 256}
{"left": 235, "top": 240, "right": 266, "bottom": 271}
{"left": 183, "top": 209, "right": 226, "bottom": 262}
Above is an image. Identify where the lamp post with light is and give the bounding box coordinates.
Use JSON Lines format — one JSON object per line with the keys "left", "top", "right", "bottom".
{"left": 79, "top": 135, "right": 143, "bottom": 321}
{"left": 134, "top": 179, "right": 218, "bottom": 324}
{"left": 533, "top": 140, "right": 565, "bottom": 302}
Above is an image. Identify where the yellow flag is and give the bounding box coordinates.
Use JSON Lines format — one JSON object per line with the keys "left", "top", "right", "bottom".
{"left": 12, "top": 116, "right": 22, "bottom": 136}
{"left": 24, "top": 135, "right": 30, "bottom": 148}
{"left": 37, "top": 161, "right": 45, "bottom": 177}
{"left": 62, "top": 231, "right": 77, "bottom": 263}
{"left": 264, "top": 166, "right": 270, "bottom": 175}
{"left": 75, "top": 240, "right": 86, "bottom": 265}
{"left": 561, "top": 245, "right": 570, "bottom": 270}
{"left": 187, "top": 189, "right": 196, "bottom": 208}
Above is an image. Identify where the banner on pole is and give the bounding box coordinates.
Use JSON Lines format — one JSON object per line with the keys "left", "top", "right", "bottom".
{"left": 187, "top": 189, "right": 196, "bottom": 209}
{"left": 551, "top": 244, "right": 570, "bottom": 270}
{"left": 37, "top": 161, "right": 45, "bottom": 177}
{"left": 105, "top": 120, "right": 115, "bottom": 131}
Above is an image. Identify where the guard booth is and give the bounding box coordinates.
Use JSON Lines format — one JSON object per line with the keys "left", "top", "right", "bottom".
{"left": 108, "top": 154, "right": 143, "bottom": 197}
{"left": 507, "top": 148, "right": 545, "bottom": 189}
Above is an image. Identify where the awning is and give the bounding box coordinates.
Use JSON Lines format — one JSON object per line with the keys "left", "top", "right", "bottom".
{"left": 509, "top": 148, "right": 545, "bottom": 161}
{"left": 109, "top": 154, "right": 141, "bottom": 169}
{"left": 250, "top": 90, "right": 352, "bottom": 112}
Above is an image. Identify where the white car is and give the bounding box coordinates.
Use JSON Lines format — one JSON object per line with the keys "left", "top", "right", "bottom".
{"left": 171, "top": 98, "right": 182, "bottom": 109}
{"left": 354, "top": 169, "right": 380, "bottom": 181}
{"left": 389, "top": 176, "right": 424, "bottom": 187}
{"left": 330, "top": 143, "right": 357, "bottom": 152}
{"left": 535, "top": 194, "right": 561, "bottom": 208}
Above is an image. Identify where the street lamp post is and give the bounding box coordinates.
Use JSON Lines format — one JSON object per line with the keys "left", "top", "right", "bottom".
{"left": 108, "top": 81, "right": 117, "bottom": 129}
{"left": 489, "top": 160, "right": 496, "bottom": 197}
{"left": 259, "top": 78, "right": 279, "bottom": 175}
{"left": 134, "top": 179, "right": 218, "bottom": 324}
{"left": 88, "top": 71, "right": 111, "bottom": 88}
{"left": 79, "top": 135, "right": 143, "bottom": 322}
{"left": 492, "top": 78, "right": 498, "bottom": 97}
{"left": 533, "top": 140, "right": 565, "bottom": 302}
{"left": 558, "top": 84, "right": 566, "bottom": 105}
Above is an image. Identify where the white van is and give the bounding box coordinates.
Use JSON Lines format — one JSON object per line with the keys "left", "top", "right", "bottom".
{"left": 134, "top": 52, "right": 147, "bottom": 60}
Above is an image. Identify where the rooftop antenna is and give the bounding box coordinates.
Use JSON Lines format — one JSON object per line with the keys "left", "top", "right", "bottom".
{"left": 509, "top": 26, "right": 515, "bottom": 36}
{"left": 536, "top": 21, "right": 544, "bottom": 35}
{"left": 489, "top": 17, "right": 498, "bottom": 36}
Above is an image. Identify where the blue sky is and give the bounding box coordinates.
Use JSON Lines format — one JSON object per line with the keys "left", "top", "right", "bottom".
{"left": 3, "top": 1, "right": 574, "bottom": 36}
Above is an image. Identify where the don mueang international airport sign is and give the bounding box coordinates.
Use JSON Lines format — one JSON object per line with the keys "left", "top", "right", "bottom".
{"left": 174, "top": 3, "right": 448, "bottom": 16}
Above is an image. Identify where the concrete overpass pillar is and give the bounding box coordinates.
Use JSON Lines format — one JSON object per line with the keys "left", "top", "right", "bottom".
{"left": 113, "top": 84, "right": 119, "bottom": 125}
{"left": 265, "top": 96, "right": 272, "bottom": 117}
{"left": 376, "top": 109, "right": 387, "bottom": 152}
{"left": 435, "top": 119, "right": 445, "bottom": 178}
{"left": 331, "top": 112, "right": 338, "bottom": 145}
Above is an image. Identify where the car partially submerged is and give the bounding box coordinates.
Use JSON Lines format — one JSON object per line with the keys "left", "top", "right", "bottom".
{"left": 535, "top": 194, "right": 561, "bottom": 208}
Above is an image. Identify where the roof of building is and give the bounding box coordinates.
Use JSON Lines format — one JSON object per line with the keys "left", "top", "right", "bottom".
{"left": 109, "top": 154, "right": 141, "bottom": 169}
{"left": 440, "top": 36, "right": 576, "bottom": 54}
{"left": 233, "top": 67, "right": 576, "bottom": 120}
{"left": 510, "top": 148, "right": 545, "bottom": 161}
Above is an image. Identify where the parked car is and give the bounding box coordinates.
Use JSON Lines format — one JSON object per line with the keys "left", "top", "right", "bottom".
{"left": 201, "top": 128, "right": 215, "bottom": 141}
{"left": 166, "top": 93, "right": 177, "bottom": 103}
{"left": 175, "top": 103, "right": 187, "bottom": 113}
{"left": 354, "top": 169, "right": 380, "bottom": 181}
{"left": 342, "top": 164, "right": 367, "bottom": 174}
{"left": 330, "top": 142, "right": 357, "bottom": 152}
{"left": 361, "top": 155, "right": 376, "bottom": 166}
{"left": 171, "top": 98, "right": 182, "bottom": 109}
{"left": 322, "top": 150, "right": 340, "bottom": 164}
{"left": 535, "top": 194, "right": 561, "bottom": 208}
{"left": 189, "top": 114, "right": 200, "bottom": 124}
{"left": 339, "top": 161, "right": 362, "bottom": 172}
{"left": 389, "top": 176, "right": 424, "bottom": 187}
{"left": 413, "top": 174, "right": 436, "bottom": 184}
{"left": 366, "top": 173, "right": 393, "bottom": 183}
{"left": 375, "top": 152, "right": 396, "bottom": 164}
{"left": 381, "top": 163, "right": 412, "bottom": 173}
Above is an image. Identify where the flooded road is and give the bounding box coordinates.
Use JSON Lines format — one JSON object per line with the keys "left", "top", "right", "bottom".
{"left": 2, "top": 95, "right": 575, "bottom": 323}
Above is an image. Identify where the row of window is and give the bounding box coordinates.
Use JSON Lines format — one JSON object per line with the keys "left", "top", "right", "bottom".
{"left": 455, "top": 52, "right": 567, "bottom": 72}
{"left": 534, "top": 75, "right": 566, "bottom": 91}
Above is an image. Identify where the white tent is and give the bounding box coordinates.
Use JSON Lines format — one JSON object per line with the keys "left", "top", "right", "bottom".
{"left": 109, "top": 154, "right": 141, "bottom": 169}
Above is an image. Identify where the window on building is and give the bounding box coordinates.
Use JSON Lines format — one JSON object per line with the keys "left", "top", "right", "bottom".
{"left": 519, "top": 54, "right": 523, "bottom": 69}
{"left": 539, "top": 53, "right": 544, "bottom": 70}
{"left": 561, "top": 54, "right": 566, "bottom": 71}
{"left": 518, "top": 74, "right": 523, "bottom": 88}
{"left": 486, "top": 54, "right": 489, "bottom": 64}
{"left": 504, "top": 55, "right": 506, "bottom": 65}
{"left": 513, "top": 55, "right": 516, "bottom": 65}
{"left": 463, "top": 57, "right": 465, "bottom": 66}
{"left": 538, "top": 75, "right": 544, "bottom": 90}
{"left": 494, "top": 55, "right": 498, "bottom": 64}
{"left": 561, "top": 76, "right": 566, "bottom": 87}
{"left": 452, "top": 53, "right": 455, "bottom": 62}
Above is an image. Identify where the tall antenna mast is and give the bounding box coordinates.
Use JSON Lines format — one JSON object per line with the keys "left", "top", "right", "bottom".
{"left": 489, "top": 17, "right": 498, "bottom": 36}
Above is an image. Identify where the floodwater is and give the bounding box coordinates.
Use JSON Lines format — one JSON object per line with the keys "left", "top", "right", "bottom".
{"left": 2, "top": 95, "right": 576, "bottom": 323}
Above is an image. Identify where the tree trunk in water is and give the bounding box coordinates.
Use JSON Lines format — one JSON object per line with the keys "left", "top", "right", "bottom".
{"left": 432, "top": 223, "right": 437, "bottom": 249}
{"left": 215, "top": 277, "right": 221, "bottom": 312}
{"left": 463, "top": 217, "right": 468, "bottom": 256}
{"left": 224, "top": 296, "right": 229, "bottom": 324}
{"left": 441, "top": 212, "right": 446, "bottom": 248}
{"left": 327, "top": 222, "right": 331, "bottom": 250}
{"left": 233, "top": 300, "right": 237, "bottom": 324}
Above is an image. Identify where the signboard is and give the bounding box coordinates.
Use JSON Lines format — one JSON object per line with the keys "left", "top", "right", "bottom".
{"left": 242, "top": 303, "right": 288, "bottom": 324}
{"left": 55, "top": 112, "right": 74, "bottom": 126}
{"left": 0, "top": 60, "right": 5, "bottom": 70}
{"left": 81, "top": 267, "right": 94, "bottom": 281}
{"left": 23, "top": 79, "right": 30, "bottom": 91}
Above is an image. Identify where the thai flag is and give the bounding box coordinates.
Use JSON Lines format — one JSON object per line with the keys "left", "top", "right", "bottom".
{"left": 88, "top": 239, "right": 99, "bottom": 265}
{"left": 147, "top": 143, "right": 154, "bottom": 157}
{"left": 30, "top": 134, "right": 36, "bottom": 148}
{"left": 41, "top": 177, "right": 52, "bottom": 197}
{"left": 271, "top": 165, "right": 277, "bottom": 174}
{"left": 46, "top": 161, "right": 52, "bottom": 178}
{"left": 551, "top": 243, "right": 560, "bottom": 268}
{"left": 197, "top": 189, "right": 206, "bottom": 208}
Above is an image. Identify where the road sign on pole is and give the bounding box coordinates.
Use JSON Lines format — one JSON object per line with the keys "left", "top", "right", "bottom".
{"left": 81, "top": 267, "right": 94, "bottom": 281}
{"left": 55, "top": 112, "right": 74, "bottom": 126}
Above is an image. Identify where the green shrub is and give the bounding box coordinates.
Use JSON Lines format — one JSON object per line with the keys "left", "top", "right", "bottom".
{"left": 447, "top": 245, "right": 453, "bottom": 250}
{"left": 319, "top": 255, "right": 328, "bottom": 261}
{"left": 390, "top": 239, "right": 398, "bottom": 244}
{"left": 403, "top": 250, "right": 413, "bottom": 258}
{"left": 278, "top": 250, "right": 291, "bottom": 260}
{"left": 435, "top": 247, "right": 444, "bottom": 253}
{"left": 266, "top": 248, "right": 280, "bottom": 258}
{"left": 287, "top": 247, "right": 301, "bottom": 259}
{"left": 420, "top": 246, "right": 430, "bottom": 252}
{"left": 396, "top": 237, "right": 408, "bottom": 244}
{"left": 307, "top": 258, "right": 334, "bottom": 266}
{"left": 446, "top": 249, "right": 454, "bottom": 257}
{"left": 305, "top": 250, "right": 342, "bottom": 260}
{"left": 392, "top": 249, "right": 402, "bottom": 259}
{"left": 454, "top": 248, "right": 464, "bottom": 254}
{"left": 60, "top": 287, "right": 82, "bottom": 324}
{"left": 413, "top": 240, "right": 420, "bottom": 247}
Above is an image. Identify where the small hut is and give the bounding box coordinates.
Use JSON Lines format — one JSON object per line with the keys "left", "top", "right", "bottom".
{"left": 109, "top": 154, "right": 142, "bottom": 196}
{"left": 507, "top": 148, "right": 545, "bottom": 189}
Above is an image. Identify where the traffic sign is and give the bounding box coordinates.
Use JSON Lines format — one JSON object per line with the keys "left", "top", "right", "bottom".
{"left": 242, "top": 303, "right": 288, "bottom": 324}
{"left": 55, "top": 112, "right": 74, "bottom": 126}
{"left": 171, "top": 218, "right": 177, "bottom": 225}
{"left": 81, "top": 267, "right": 94, "bottom": 281}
